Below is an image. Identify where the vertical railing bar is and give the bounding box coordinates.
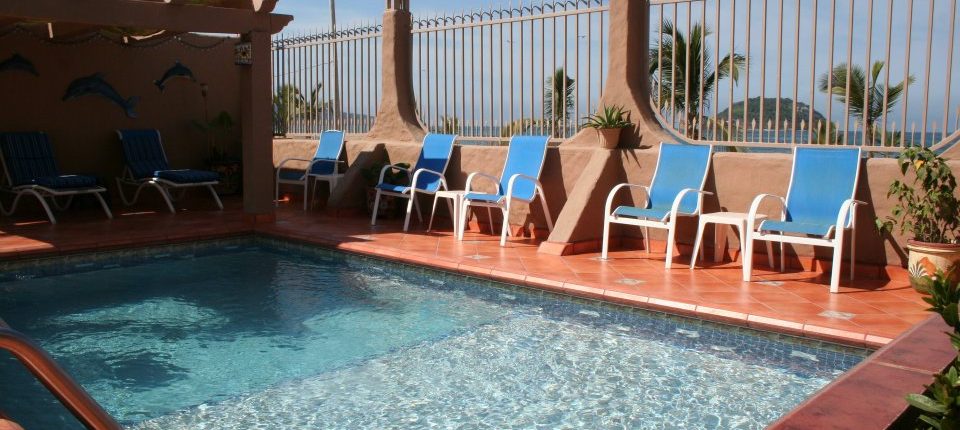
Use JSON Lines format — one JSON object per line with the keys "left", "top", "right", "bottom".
{"left": 825, "top": 0, "right": 836, "bottom": 145}
{"left": 775, "top": 0, "right": 784, "bottom": 143}
{"left": 598, "top": 0, "right": 604, "bottom": 92}
{"left": 900, "top": 0, "right": 915, "bottom": 147}
{"left": 880, "top": 0, "right": 893, "bottom": 147}
{"left": 461, "top": 13, "right": 467, "bottom": 135}
{"left": 713, "top": 0, "right": 720, "bottom": 139}
{"left": 698, "top": 1, "right": 705, "bottom": 138}
{"left": 529, "top": 3, "right": 535, "bottom": 132}
{"left": 509, "top": 4, "right": 516, "bottom": 135}
{"left": 671, "top": 3, "right": 677, "bottom": 128}
{"left": 552, "top": 6, "right": 557, "bottom": 138}
{"left": 500, "top": 6, "right": 506, "bottom": 139}
{"left": 657, "top": 7, "right": 663, "bottom": 117}
{"left": 862, "top": 0, "right": 874, "bottom": 146}
{"left": 943, "top": 0, "right": 957, "bottom": 137}
{"left": 489, "top": 7, "right": 495, "bottom": 139}
{"left": 587, "top": 4, "right": 593, "bottom": 119}
{"left": 760, "top": 0, "right": 768, "bottom": 142}
{"left": 562, "top": 5, "right": 569, "bottom": 137}
{"left": 791, "top": 0, "right": 801, "bottom": 145}
{"left": 541, "top": 0, "right": 547, "bottom": 135}
{"left": 742, "top": 0, "right": 751, "bottom": 143}
{"left": 920, "top": 0, "right": 935, "bottom": 148}
{"left": 842, "top": 0, "right": 855, "bottom": 146}
{"left": 575, "top": 1, "right": 581, "bottom": 136}
{"left": 684, "top": 1, "right": 691, "bottom": 136}
{"left": 472, "top": 13, "right": 478, "bottom": 136}
{"left": 727, "top": 0, "right": 735, "bottom": 141}
{"left": 445, "top": 17, "right": 451, "bottom": 131}
{"left": 434, "top": 22, "right": 441, "bottom": 132}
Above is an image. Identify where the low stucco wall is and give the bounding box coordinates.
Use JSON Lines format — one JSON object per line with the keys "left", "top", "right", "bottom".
{"left": 275, "top": 136, "right": 938, "bottom": 267}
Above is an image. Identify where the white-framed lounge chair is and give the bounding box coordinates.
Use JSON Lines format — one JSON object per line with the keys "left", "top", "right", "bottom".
{"left": 115, "top": 129, "right": 223, "bottom": 213}
{"left": 601, "top": 142, "right": 713, "bottom": 269}
{"left": 275, "top": 129, "right": 346, "bottom": 210}
{"left": 742, "top": 146, "right": 865, "bottom": 293}
{"left": 371, "top": 133, "right": 457, "bottom": 231}
{"left": 0, "top": 132, "right": 112, "bottom": 224}
{"left": 458, "top": 135, "right": 553, "bottom": 246}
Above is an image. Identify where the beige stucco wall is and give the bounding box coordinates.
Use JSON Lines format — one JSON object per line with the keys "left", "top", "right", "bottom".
{"left": 276, "top": 136, "right": 945, "bottom": 267}
{"left": 0, "top": 31, "right": 241, "bottom": 193}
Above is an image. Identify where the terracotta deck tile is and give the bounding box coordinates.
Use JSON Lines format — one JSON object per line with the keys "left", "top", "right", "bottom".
{"left": 0, "top": 202, "right": 932, "bottom": 348}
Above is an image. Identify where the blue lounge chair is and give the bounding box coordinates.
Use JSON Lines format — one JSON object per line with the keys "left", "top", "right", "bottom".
{"left": 274, "top": 130, "right": 346, "bottom": 210}
{"left": 458, "top": 135, "right": 553, "bottom": 246}
{"left": 743, "top": 147, "right": 865, "bottom": 293}
{"left": 0, "top": 132, "right": 112, "bottom": 224}
{"left": 116, "top": 129, "right": 222, "bottom": 213}
{"left": 371, "top": 133, "right": 457, "bottom": 231}
{"left": 601, "top": 143, "right": 713, "bottom": 269}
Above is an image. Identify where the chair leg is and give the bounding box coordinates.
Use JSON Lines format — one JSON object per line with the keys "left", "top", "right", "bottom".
{"left": 428, "top": 194, "right": 440, "bottom": 232}
{"left": 413, "top": 196, "right": 423, "bottom": 222}
{"left": 94, "top": 192, "right": 113, "bottom": 220}
{"left": 152, "top": 183, "right": 176, "bottom": 214}
{"left": 664, "top": 221, "right": 677, "bottom": 269}
{"left": 458, "top": 202, "right": 471, "bottom": 241}
{"left": 742, "top": 232, "right": 754, "bottom": 282}
{"left": 486, "top": 207, "right": 494, "bottom": 234}
{"left": 779, "top": 242, "right": 786, "bottom": 272}
{"left": 643, "top": 226, "right": 651, "bottom": 254}
{"left": 850, "top": 228, "right": 856, "bottom": 281}
{"left": 303, "top": 178, "right": 310, "bottom": 211}
{"left": 500, "top": 202, "right": 511, "bottom": 247}
{"left": 115, "top": 178, "right": 136, "bottom": 206}
{"left": 26, "top": 189, "right": 57, "bottom": 224}
{"left": 690, "top": 219, "right": 706, "bottom": 269}
{"left": 830, "top": 233, "right": 845, "bottom": 293}
{"left": 403, "top": 194, "right": 415, "bottom": 232}
{"left": 207, "top": 185, "right": 224, "bottom": 210}
{"left": 370, "top": 190, "right": 382, "bottom": 226}
{"left": 274, "top": 175, "right": 280, "bottom": 207}
{"left": 765, "top": 241, "right": 774, "bottom": 269}
{"left": 601, "top": 217, "right": 611, "bottom": 260}
{"left": 540, "top": 195, "right": 554, "bottom": 231}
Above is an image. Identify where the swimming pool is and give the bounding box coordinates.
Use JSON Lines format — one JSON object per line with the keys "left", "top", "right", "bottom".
{"left": 0, "top": 238, "right": 867, "bottom": 429}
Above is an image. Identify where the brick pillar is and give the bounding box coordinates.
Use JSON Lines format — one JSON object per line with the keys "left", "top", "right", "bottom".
{"left": 564, "top": 0, "right": 671, "bottom": 148}
{"left": 365, "top": 5, "right": 426, "bottom": 142}
{"left": 240, "top": 31, "right": 276, "bottom": 222}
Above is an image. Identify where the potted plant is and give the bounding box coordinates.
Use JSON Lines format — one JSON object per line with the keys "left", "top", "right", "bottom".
{"left": 361, "top": 162, "right": 410, "bottom": 218}
{"left": 877, "top": 147, "right": 960, "bottom": 293}
{"left": 581, "top": 105, "right": 635, "bottom": 149}
{"left": 193, "top": 110, "right": 242, "bottom": 195}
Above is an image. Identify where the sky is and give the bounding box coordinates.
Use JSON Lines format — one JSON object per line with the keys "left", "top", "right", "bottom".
{"left": 275, "top": 0, "right": 484, "bottom": 32}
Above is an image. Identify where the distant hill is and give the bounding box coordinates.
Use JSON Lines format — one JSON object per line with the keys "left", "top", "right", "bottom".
{"left": 716, "top": 97, "right": 826, "bottom": 127}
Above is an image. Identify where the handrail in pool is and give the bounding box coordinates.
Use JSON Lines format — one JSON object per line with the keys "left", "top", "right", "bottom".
{"left": 0, "top": 320, "right": 122, "bottom": 430}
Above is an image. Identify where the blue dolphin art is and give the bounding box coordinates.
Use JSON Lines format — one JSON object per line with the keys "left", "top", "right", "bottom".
{"left": 62, "top": 73, "right": 140, "bottom": 118}
{"left": 154, "top": 61, "right": 196, "bottom": 91}
{"left": 0, "top": 53, "right": 39, "bottom": 76}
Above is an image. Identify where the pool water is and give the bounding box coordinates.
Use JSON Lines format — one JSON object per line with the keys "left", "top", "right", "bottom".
{"left": 0, "top": 239, "right": 867, "bottom": 429}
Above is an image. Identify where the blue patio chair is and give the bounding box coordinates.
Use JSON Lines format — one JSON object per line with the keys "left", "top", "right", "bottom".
{"left": 274, "top": 130, "right": 346, "bottom": 210}
{"left": 458, "top": 135, "right": 553, "bottom": 247}
{"left": 116, "top": 129, "right": 222, "bottom": 213}
{"left": 371, "top": 133, "right": 457, "bottom": 231}
{"left": 0, "top": 132, "right": 112, "bottom": 224}
{"left": 601, "top": 143, "right": 714, "bottom": 269}
{"left": 743, "top": 146, "right": 865, "bottom": 293}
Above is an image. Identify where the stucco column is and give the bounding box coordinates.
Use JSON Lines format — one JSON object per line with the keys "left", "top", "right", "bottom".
{"left": 564, "top": 0, "right": 671, "bottom": 148}
{"left": 240, "top": 30, "right": 276, "bottom": 220}
{"left": 365, "top": 6, "right": 427, "bottom": 142}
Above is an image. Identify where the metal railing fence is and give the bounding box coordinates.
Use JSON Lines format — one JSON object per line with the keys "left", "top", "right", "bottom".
{"left": 271, "top": 23, "right": 382, "bottom": 136}
{"left": 650, "top": 0, "right": 960, "bottom": 153}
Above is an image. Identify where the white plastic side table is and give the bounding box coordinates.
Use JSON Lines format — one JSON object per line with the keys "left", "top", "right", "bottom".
{"left": 429, "top": 190, "right": 465, "bottom": 234}
{"left": 690, "top": 212, "right": 773, "bottom": 269}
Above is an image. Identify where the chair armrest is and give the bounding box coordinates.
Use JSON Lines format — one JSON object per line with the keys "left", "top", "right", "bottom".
{"left": 378, "top": 163, "right": 412, "bottom": 185}
{"left": 669, "top": 188, "right": 713, "bottom": 220}
{"left": 410, "top": 168, "right": 447, "bottom": 192}
{"left": 746, "top": 193, "right": 786, "bottom": 233}
{"left": 276, "top": 158, "right": 313, "bottom": 170}
{"left": 605, "top": 183, "right": 651, "bottom": 218}
{"left": 465, "top": 171, "right": 500, "bottom": 194}
{"left": 505, "top": 173, "right": 543, "bottom": 201}
{"left": 836, "top": 199, "right": 868, "bottom": 230}
{"left": 307, "top": 158, "right": 347, "bottom": 175}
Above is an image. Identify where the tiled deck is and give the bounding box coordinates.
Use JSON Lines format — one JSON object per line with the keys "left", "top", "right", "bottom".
{"left": 0, "top": 198, "right": 928, "bottom": 348}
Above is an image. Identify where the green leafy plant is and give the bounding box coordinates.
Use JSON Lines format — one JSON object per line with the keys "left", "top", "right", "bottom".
{"left": 876, "top": 147, "right": 960, "bottom": 244}
{"left": 581, "top": 105, "right": 635, "bottom": 130}
{"left": 361, "top": 162, "right": 411, "bottom": 188}
{"left": 905, "top": 271, "right": 960, "bottom": 429}
{"left": 192, "top": 110, "right": 236, "bottom": 162}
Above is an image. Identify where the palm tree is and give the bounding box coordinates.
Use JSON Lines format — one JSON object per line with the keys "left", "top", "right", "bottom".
{"left": 818, "top": 61, "right": 914, "bottom": 145}
{"left": 273, "top": 84, "right": 304, "bottom": 135}
{"left": 543, "top": 68, "right": 575, "bottom": 138}
{"left": 441, "top": 116, "right": 460, "bottom": 134}
{"left": 649, "top": 20, "right": 746, "bottom": 139}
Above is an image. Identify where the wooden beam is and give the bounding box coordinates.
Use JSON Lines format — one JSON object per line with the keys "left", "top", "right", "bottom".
{"left": 0, "top": 0, "right": 292, "bottom": 35}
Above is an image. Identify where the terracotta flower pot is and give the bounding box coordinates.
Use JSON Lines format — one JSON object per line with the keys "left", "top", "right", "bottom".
{"left": 906, "top": 240, "right": 960, "bottom": 294}
{"left": 596, "top": 128, "right": 623, "bottom": 149}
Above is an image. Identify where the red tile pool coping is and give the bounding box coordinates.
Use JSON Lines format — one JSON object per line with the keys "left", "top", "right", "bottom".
{"left": 0, "top": 202, "right": 946, "bottom": 428}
